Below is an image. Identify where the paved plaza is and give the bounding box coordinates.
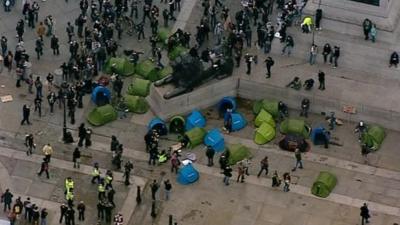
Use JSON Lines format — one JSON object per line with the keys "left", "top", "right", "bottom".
{"left": 0, "top": 0, "right": 400, "bottom": 225}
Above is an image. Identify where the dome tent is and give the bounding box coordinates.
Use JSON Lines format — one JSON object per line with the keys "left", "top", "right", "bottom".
{"left": 204, "top": 128, "right": 225, "bottom": 152}
{"left": 148, "top": 118, "right": 168, "bottom": 136}
{"left": 91, "top": 86, "right": 111, "bottom": 106}
{"left": 311, "top": 171, "right": 337, "bottom": 198}
{"left": 87, "top": 104, "right": 118, "bottom": 126}
{"left": 185, "top": 110, "right": 206, "bottom": 131}
{"left": 279, "top": 134, "right": 310, "bottom": 152}
{"left": 254, "top": 109, "right": 275, "bottom": 128}
{"left": 168, "top": 46, "right": 189, "bottom": 60}
{"left": 123, "top": 95, "right": 148, "bottom": 114}
{"left": 361, "top": 125, "right": 386, "bottom": 151}
{"left": 280, "top": 119, "right": 311, "bottom": 138}
{"left": 226, "top": 144, "right": 252, "bottom": 166}
{"left": 127, "top": 78, "right": 151, "bottom": 97}
{"left": 254, "top": 122, "right": 276, "bottom": 145}
{"left": 177, "top": 164, "right": 199, "bottom": 185}
{"left": 252, "top": 99, "right": 279, "bottom": 119}
{"left": 231, "top": 113, "right": 247, "bottom": 132}
{"left": 311, "top": 126, "right": 330, "bottom": 145}
{"left": 218, "top": 97, "right": 237, "bottom": 117}
{"left": 183, "top": 127, "right": 207, "bottom": 149}
{"left": 157, "top": 28, "right": 170, "bottom": 45}
{"left": 103, "top": 57, "right": 135, "bottom": 76}
{"left": 135, "top": 60, "right": 156, "bottom": 79}
{"left": 169, "top": 116, "right": 185, "bottom": 134}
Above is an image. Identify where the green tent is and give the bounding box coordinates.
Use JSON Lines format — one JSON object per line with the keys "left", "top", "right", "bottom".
{"left": 226, "top": 144, "right": 252, "bottom": 165}
{"left": 157, "top": 28, "right": 170, "bottom": 45}
{"left": 311, "top": 171, "right": 337, "bottom": 198}
{"left": 252, "top": 99, "right": 279, "bottom": 119}
{"left": 135, "top": 60, "right": 156, "bottom": 79}
{"left": 168, "top": 46, "right": 188, "bottom": 60}
{"left": 183, "top": 127, "right": 206, "bottom": 149}
{"left": 87, "top": 104, "right": 118, "bottom": 126}
{"left": 254, "top": 122, "right": 276, "bottom": 145}
{"left": 169, "top": 116, "right": 185, "bottom": 134}
{"left": 280, "top": 119, "right": 311, "bottom": 138}
{"left": 159, "top": 66, "right": 173, "bottom": 79}
{"left": 361, "top": 125, "right": 386, "bottom": 151}
{"left": 254, "top": 109, "right": 275, "bottom": 128}
{"left": 103, "top": 57, "right": 135, "bottom": 76}
{"left": 127, "top": 78, "right": 151, "bottom": 97}
{"left": 123, "top": 95, "right": 148, "bottom": 114}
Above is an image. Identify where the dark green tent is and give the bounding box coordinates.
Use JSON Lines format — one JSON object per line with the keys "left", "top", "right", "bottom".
{"left": 127, "top": 78, "right": 151, "bottom": 97}
{"left": 311, "top": 171, "right": 337, "bottom": 198}
{"left": 168, "top": 46, "right": 188, "bottom": 60}
{"left": 280, "top": 119, "right": 311, "bottom": 138}
{"left": 361, "top": 125, "right": 386, "bottom": 151}
{"left": 252, "top": 99, "right": 279, "bottom": 119}
{"left": 135, "top": 60, "right": 156, "bottom": 79}
{"left": 183, "top": 127, "right": 206, "bottom": 149}
{"left": 87, "top": 104, "right": 118, "bottom": 126}
{"left": 157, "top": 28, "right": 170, "bottom": 45}
{"left": 123, "top": 95, "right": 149, "bottom": 114}
{"left": 226, "top": 144, "right": 252, "bottom": 165}
{"left": 103, "top": 57, "right": 135, "bottom": 76}
{"left": 169, "top": 116, "right": 185, "bottom": 134}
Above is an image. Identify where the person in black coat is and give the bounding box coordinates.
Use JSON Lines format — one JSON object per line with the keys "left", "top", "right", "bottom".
{"left": 21, "top": 105, "right": 31, "bottom": 125}
{"left": 205, "top": 146, "right": 215, "bottom": 166}
{"left": 360, "top": 203, "right": 370, "bottom": 225}
{"left": 50, "top": 35, "right": 60, "bottom": 55}
{"left": 78, "top": 123, "right": 86, "bottom": 147}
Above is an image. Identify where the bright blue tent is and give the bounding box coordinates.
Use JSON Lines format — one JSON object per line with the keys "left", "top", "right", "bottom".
{"left": 231, "top": 113, "right": 247, "bottom": 132}
{"left": 204, "top": 128, "right": 225, "bottom": 152}
{"left": 148, "top": 118, "right": 168, "bottom": 135}
{"left": 218, "top": 97, "right": 237, "bottom": 117}
{"left": 311, "top": 126, "right": 330, "bottom": 145}
{"left": 91, "top": 86, "right": 111, "bottom": 106}
{"left": 185, "top": 110, "right": 206, "bottom": 131}
{"left": 177, "top": 164, "right": 199, "bottom": 185}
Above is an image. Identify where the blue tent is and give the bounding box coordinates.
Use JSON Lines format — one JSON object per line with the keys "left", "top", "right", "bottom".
{"left": 204, "top": 128, "right": 225, "bottom": 152}
{"left": 311, "top": 126, "right": 330, "bottom": 145}
{"left": 218, "top": 97, "right": 237, "bottom": 117}
{"left": 91, "top": 86, "right": 111, "bottom": 106}
{"left": 231, "top": 113, "right": 247, "bottom": 132}
{"left": 148, "top": 118, "right": 168, "bottom": 136}
{"left": 177, "top": 164, "right": 199, "bottom": 185}
{"left": 185, "top": 110, "right": 206, "bottom": 131}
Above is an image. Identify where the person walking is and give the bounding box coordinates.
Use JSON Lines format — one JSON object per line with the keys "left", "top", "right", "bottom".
{"left": 309, "top": 44, "right": 318, "bottom": 65}
{"left": 40, "top": 208, "right": 48, "bottom": 225}
{"left": 291, "top": 148, "right": 304, "bottom": 171}
{"left": 360, "top": 203, "right": 370, "bottom": 225}
{"left": 271, "top": 171, "right": 281, "bottom": 187}
{"left": 164, "top": 179, "right": 172, "bottom": 200}
{"left": 77, "top": 201, "right": 85, "bottom": 221}
{"left": 315, "top": 8, "right": 323, "bottom": 30}
{"left": 257, "top": 156, "right": 269, "bottom": 178}
{"left": 34, "top": 96, "right": 42, "bottom": 117}
{"left": 47, "top": 91, "right": 56, "bottom": 113}
{"left": 300, "top": 98, "right": 310, "bottom": 118}
{"left": 36, "top": 22, "right": 46, "bottom": 41}
{"left": 170, "top": 152, "right": 180, "bottom": 174}
{"left": 1, "top": 36, "right": 7, "bottom": 57}
{"left": 264, "top": 57, "right": 274, "bottom": 78}
{"left": 283, "top": 172, "right": 291, "bottom": 192}
{"left": 42, "top": 143, "right": 53, "bottom": 162}
{"left": 1, "top": 189, "right": 13, "bottom": 212}
{"left": 150, "top": 180, "right": 159, "bottom": 201}
{"left": 222, "top": 166, "right": 232, "bottom": 186}
{"left": 330, "top": 46, "right": 340, "bottom": 68}
{"left": 362, "top": 18, "right": 372, "bottom": 40}
{"left": 35, "top": 38, "right": 43, "bottom": 60}
{"left": 205, "top": 146, "right": 215, "bottom": 166}
{"left": 91, "top": 163, "right": 101, "bottom": 184}
{"left": 77, "top": 123, "right": 86, "bottom": 147}
{"left": 34, "top": 77, "right": 43, "bottom": 99}
{"left": 322, "top": 43, "right": 331, "bottom": 64}
{"left": 236, "top": 162, "right": 245, "bottom": 183}
{"left": 281, "top": 35, "right": 294, "bottom": 56}
{"left": 361, "top": 144, "right": 370, "bottom": 165}
{"left": 59, "top": 203, "right": 68, "bottom": 224}
{"left": 50, "top": 35, "right": 60, "bottom": 55}
{"left": 369, "top": 24, "right": 377, "bottom": 43}
{"left": 25, "top": 133, "right": 35, "bottom": 155}
{"left": 389, "top": 51, "right": 399, "bottom": 67}
{"left": 329, "top": 112, "right": 336, "bottom": 130}
{"left": 72, "top": 147, "right": 81, "bottom": 168}
{"left": 37, "top": 158, "right": 50, "bottom": 179}
{"left": 21, "top": 105, "right": 31, "bottom": 125}
{"left": 318, "top": 70, "right": 325, "bottom": 90}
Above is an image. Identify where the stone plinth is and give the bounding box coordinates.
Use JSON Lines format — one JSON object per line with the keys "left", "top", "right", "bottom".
{"left": 304, "top": 0, "right": 400, "bottom": 32}
{"left": 146, "top": 76, "right": 238, "bottom": 119}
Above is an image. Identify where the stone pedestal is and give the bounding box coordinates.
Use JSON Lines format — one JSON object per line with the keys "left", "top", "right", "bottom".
{"left": 304, "top": 0, "right": 400, "bottom": 32}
